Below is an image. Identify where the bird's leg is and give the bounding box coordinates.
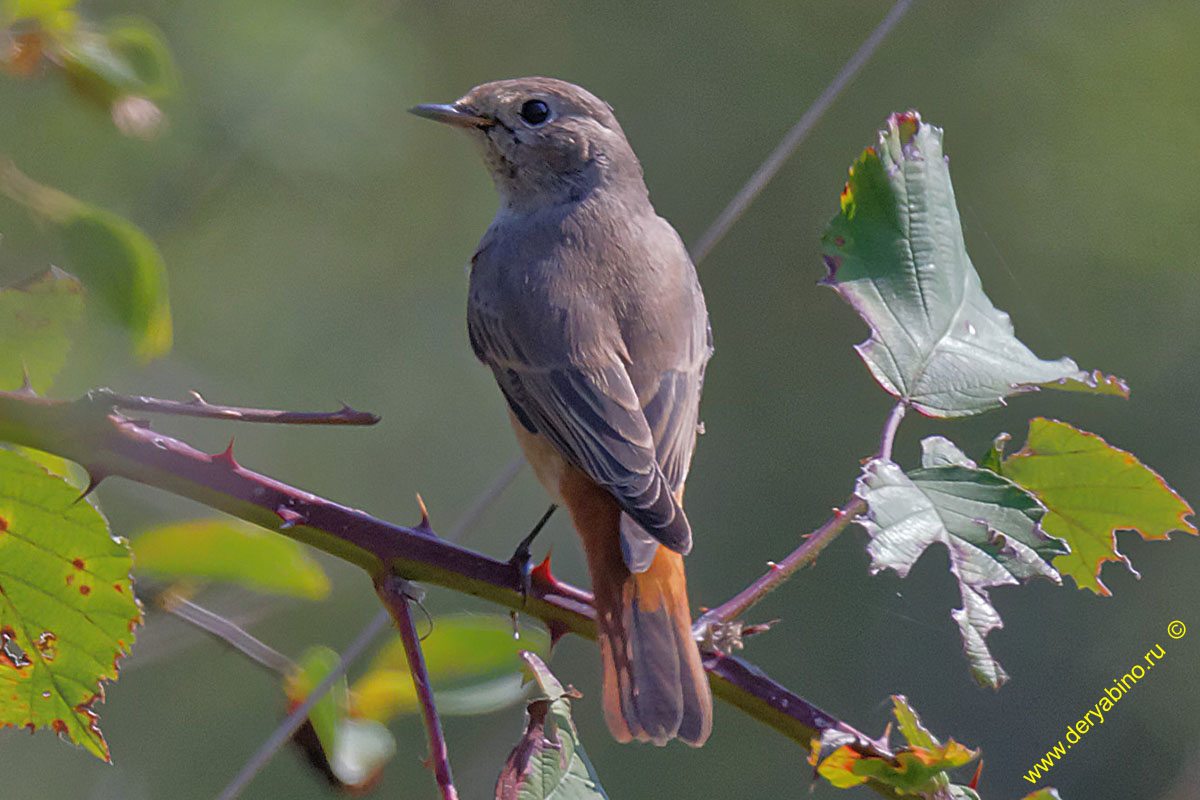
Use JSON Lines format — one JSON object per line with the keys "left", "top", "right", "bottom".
{"left": 510, "top": 503, "right": 557, "bottom": 604}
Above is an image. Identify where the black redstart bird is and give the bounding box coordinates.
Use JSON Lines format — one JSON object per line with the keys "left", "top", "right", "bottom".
{"left": 411, "top": 77, "right": 713, "bottom": 746}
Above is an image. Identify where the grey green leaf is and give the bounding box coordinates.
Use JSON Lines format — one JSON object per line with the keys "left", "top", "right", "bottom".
{"left": 855, "top": 437, "right": 1065, "bottom": 686}
{"left": 822, "top": 111, "right": 1112, "bottom": 417}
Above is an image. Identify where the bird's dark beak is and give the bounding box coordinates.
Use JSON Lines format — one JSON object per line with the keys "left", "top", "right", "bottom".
{"left": 409, "top": 102, "right": 492, "bottom": 130}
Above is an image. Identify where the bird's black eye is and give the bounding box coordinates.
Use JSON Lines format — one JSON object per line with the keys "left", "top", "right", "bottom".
{"left": 519, "top": 99, "right": 551, "bottom": 126}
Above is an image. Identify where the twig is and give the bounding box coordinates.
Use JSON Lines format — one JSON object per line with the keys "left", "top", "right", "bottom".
{"left": 696, "top": 496, "right": 866, "bottom": 637}
{"left": 0, "top": 388, "right": 894, "bottom": 769}
{"left": 88, "top": 388, "right": 380, "bottom": 426}
{"left": 214, "top": 609, "right": 392, "bottom": 800}
{"left": 376, "top": 576, "right": 458, "bottom": 800}
{"left": 696, "top": 402, "right": 907, "bottom": 635}
{"left": 160, "top": 592, "right": 295, "bottom": 675}
{"left": 689, "top": 0, "right": 919, "bottom": 264}
{"left": 877, "top": 401, "right": 907, "bottom": 462}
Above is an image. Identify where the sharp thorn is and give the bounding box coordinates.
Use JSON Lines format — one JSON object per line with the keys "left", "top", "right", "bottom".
{"left": 414, "top": 493, "right": 432, "bottom": 533}
{"left": 530, "top": 551, "right": 554, "bottom": 589}
{"left": 274, "top": 506, "right": 305, "bottom": 530}
{"left": 186, "top": 390, "right": 207, "bottom": 405}
{"left": 968, "top": 759, "right": 983, "bottom": 790}
{"left": 742, "top": 618, "right": 781, "bottom": 638}
{"left": 546, "top": 619, "right": 570, "bottom": 649}
{"left": 17, "top": 363, "right": 36, "bottom": 396}
{"left": 211, "top": 438, "right": 239, "bottom": 469}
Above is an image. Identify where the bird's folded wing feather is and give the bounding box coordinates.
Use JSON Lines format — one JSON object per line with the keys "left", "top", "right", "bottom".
{"left": 469, "top": 305, "right": 691, "bottom": 554}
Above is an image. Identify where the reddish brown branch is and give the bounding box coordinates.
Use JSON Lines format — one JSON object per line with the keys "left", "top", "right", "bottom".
{"left": 377, "top": 576, "right": 458, "bottom": 800}
{"left": 0, "top": 389, "right": 892, "bottom": 767}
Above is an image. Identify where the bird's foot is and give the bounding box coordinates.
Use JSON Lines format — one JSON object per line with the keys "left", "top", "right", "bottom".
{"left": 509, "top": 503, "right": 557, "bottom": 606}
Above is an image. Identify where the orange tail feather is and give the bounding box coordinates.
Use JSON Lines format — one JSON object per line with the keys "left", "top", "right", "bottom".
{"left": 562, "top": 470, "right": 712, "bottom": 746}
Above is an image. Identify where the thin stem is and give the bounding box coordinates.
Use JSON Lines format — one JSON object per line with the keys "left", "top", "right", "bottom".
{"left": 689, "top": 0, "right": 919, "bottom": 264}
{"left": 89, "top": 388, "right": 379, "bottom": 426}
{"left": 162, "top": 593, "right": 295, "bottom": 675}
{"left": 698, "top": 401, "right": 908, "bottom": 631}
{"left": 697, "top": 496, "right": 866, "bottom": 630}
{"left": 215, "top": 609, "right": 392, "bottom": 800}
{"left": 877, "top": 401, "right": 907, "bottom": 462}
{"left": 376, "top": 576, "right": 458, "bottom": 800}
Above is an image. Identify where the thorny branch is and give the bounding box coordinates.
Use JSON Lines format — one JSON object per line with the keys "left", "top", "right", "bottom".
{"left": 377, "top": 576, "right": 458, "bottom": 800}
{"left": 0, "top": 387, "right": 895, "bottom": 772}
{"left": 89, "top": 387, "right": 380, "bottom": 425}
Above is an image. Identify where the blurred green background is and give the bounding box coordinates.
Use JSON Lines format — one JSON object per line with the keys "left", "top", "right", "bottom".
{"left": 3, "top": 0, "right": 1199, "bottom": 797}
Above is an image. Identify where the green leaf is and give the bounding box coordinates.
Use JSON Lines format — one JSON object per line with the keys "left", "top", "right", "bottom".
{"left": 0, "top": 161, "right": 173, "bottom": 361}
{"left": 855, "top": 437, "right": 1065, "bottom": 686}
{"left": 0, "top": 268, "right": 83, "bottom": 392}
{"left": 55, "top": 28, "right": 141, "bottom": 102}
{"left": 495, "top": 652, "right": 608, "bottom": 800}
{"left": 1019, "top": 790, "right": 1064, "bottom": 800}
{"left": 55, "top": 203, "right": 172, "bottom": 361}
{"left": 821, "top": 111, "right": 1118, "bottom": 418}
{"left": 997, "top": 418, "right": 1197, "bottom": 595}
{"left": 285, "top": 646, "right": 395, "bottom": 790}
{"left": 6, "top": 445, "right": 85, "bottom": 489}
{"left": 131, "top": 519, "right": 330, "bottom": 599}
{"left": 0, "top": 449, "right": 139, "bottom": 761}
{"left": 815, "top": 695, "right": 978, "bottom": 794}
{"left": 6, "top": 0, "right": 78, "bottom": 29}
{"left": 287, "top": 646, "right": 344, "bottom": 759}
{"left": 354, "top": 613, "right": 548, "bottom": 721}
{"left": 102, "top": 17, "right": 176, "bottom": 99}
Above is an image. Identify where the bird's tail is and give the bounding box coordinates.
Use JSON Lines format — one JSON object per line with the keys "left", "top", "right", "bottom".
{"left": 573, "top": 501, "right": 712, "bottom": 746}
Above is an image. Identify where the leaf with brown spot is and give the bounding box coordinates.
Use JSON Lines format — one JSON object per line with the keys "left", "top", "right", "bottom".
{"left": 0, "top": 449, "right": 139, "bottom": 761}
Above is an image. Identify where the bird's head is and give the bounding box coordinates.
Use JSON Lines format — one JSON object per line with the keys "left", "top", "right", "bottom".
{"left": 411, "top": 77, "right": 645, "bottom": 210}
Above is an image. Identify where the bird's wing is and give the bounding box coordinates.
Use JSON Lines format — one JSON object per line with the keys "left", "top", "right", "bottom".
{"left": 640, "top": 321, "right": 711, "bottom": 491}
{"left": 469, "top": 304, "right": 691, "bottom": 554}
{"left": 618, "top": 313, "right": 710, "bottom": 570}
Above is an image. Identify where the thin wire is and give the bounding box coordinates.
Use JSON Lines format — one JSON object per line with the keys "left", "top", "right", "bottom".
{"left": 689, "top": 0, "right": 919, "bottom": 264}
{"left": 446, "top": 454, "right": 525, "bottom": 543}
{"left": 214, "top": 609, "right": 392, "bottom": 800}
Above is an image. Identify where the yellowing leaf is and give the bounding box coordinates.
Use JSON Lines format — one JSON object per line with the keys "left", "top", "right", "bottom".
{"left": 815, "top": 696, "right": 978, "bottom": 795}
{"left": 353, "top": 613, "right": 547, "bottom": 721}
{"left": 999, "top": 418, "right": 1197, "bottom": 595}
{"left": 0, "top": 449, "right": 139, "bottom": 761}
{"left": 132, "top": 519, "right": 330, "bottom": 599}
